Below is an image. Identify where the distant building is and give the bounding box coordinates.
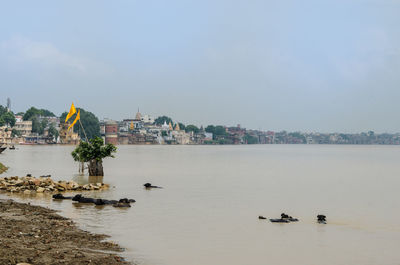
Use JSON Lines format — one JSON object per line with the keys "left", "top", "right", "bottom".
{"left": 105, "top": 120, "right": 118, "bottom": 145}
{"left": 141, "top": 114, "right": 154, "bottom": 124}
{"left": 0, "top": 127, "right": 12, "bottom": 144}
{"left": 14, "top": 120, "right": 32, "bottom": 136}
{"left": 59, "top": 122, "right": 80, "bottom": 144}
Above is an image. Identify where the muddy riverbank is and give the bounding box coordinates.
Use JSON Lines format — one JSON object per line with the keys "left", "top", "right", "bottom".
{"left": 0, "top": 199, "right": 132, "bottom": 265}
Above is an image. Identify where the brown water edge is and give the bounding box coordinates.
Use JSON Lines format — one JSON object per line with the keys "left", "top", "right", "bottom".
{"left": 0, "top": 199, "right": 133, "bottom": 265}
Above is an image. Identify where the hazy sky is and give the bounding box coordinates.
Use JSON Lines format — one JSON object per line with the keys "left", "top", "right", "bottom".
{"left": 1, "top": 0, "right": 399, "bottom": 132}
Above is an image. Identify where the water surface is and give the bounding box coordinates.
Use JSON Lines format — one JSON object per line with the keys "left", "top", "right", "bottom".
{"left": 1, "top": 145, "right": 400, "bottom": 265}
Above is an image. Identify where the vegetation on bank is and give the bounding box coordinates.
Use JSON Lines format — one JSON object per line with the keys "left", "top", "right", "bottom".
{"left": 0, "top": 162, "right": 8, "bottom": 174}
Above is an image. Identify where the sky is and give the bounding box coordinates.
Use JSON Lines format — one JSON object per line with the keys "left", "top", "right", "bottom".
{"left": 0, "top": 0, "right": 399, "bottom": 133}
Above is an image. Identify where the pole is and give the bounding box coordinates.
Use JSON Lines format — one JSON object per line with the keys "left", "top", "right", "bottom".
{"left": 78, "top": 119, "right": 89, "bottom": 142}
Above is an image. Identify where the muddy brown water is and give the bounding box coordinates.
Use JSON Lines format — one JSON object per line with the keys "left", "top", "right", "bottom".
{"left": 1, "top": 145, "right": 400, "bottom": 265}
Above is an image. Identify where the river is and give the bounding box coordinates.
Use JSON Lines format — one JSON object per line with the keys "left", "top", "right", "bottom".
{"left": 1, "top": 145, "right": 400, "bottom": 265}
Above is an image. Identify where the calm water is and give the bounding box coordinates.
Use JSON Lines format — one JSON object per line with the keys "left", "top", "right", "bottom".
{"left": 1, "top": 145, "right": 400, "bottom": 265}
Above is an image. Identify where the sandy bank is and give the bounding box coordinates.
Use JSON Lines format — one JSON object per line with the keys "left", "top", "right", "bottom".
{"left": 0, "top": 199, "right": 132, "bottom": 265}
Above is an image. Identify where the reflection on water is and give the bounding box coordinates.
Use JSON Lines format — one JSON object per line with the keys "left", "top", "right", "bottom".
{"left": 1, "top": 145, "right": 400, "bottom": 265}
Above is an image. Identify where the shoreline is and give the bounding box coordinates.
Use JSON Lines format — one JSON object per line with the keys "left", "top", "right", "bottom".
{"left": 0, "top": 198, "right": 132, "bottom": 265}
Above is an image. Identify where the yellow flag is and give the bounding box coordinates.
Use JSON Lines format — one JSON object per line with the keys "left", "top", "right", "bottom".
{"left": 65, "top": 103, "right": 77, "bottom": 123}
{"left": 130, "top": 121, "right": 134, "bottom": 130}
{"left": 68, "top": 110, "right": 80, "bottom": 131}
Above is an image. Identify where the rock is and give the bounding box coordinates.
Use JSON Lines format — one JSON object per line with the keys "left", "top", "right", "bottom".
{"left": 29, "top": 179, "right": 40, "bottom": 186}
{"left": 23, "top": 190, "right": 31, "bottom": 195}
{"left": 15, "top": 179, "right": 24, "bottom": 186}
{"left": 17, "top": 263, "right": 32, "bottom": 265}
{"left": 36, "top": 187, "right": 45, "bottom": 193}
{"left": 57, "top": 181, "right": 68, "bottom": 190}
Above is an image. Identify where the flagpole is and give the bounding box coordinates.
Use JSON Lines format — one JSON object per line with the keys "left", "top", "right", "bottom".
{"left": 78, "top": 119, "right": 88, "bottom": 142}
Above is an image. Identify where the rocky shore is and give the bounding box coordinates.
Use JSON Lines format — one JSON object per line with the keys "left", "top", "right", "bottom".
{"left": 0, "top": 199, "right": 132, "bottom": 265}
{"left": 0, "top": 175, "right": 110, "bottom": 193}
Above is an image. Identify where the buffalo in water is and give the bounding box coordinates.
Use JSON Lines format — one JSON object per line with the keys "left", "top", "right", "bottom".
{"left": 143, "top": 183, "right": 162, "bottom": 189}
{"left": 54, "top": 194, "right": 135, "bottom": 207}
{"left": 52, "top": 194, "right": 73, "bottom": 200}
{"left": 317, "top": 215, "right": 327, "bottom": 224}
{"left": 269, "top": 213, "right": 299, "bottom": 223}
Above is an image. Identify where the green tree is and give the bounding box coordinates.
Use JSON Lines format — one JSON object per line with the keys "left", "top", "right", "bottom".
{"left": 31, "top": 117, "right": 41, "bottom": 134}
{"left": 244, "top": 134, "right": 258, "bottom": 144}
{"left": 11, "top": 128, "right": 22, "bottom": 137}
{"left": 205, "top": 125, "right": 215, "bottom": 134}
{"left": 23, "top": 107, "right": 55, "bottom": 120}
{"left": 155, "top": 116, "right": 173, "bottom": 126}
{"left": 60, "top": 108, "right": 100, "bottom": 140}
{"left": 23, "top": 107, "right": 40, "bottom": 121}
{"left": 48, "top": 123, "right": 59, "bottom": 140}
{"left": 2, "top": 112, "right": 15, "bottom": 127}
{"left": 178, "top": 122, "right": 186, "bottom": 131}
{"left": 71, "top": 137, "right": 117, "bottom": 176}
{"left": 185, "top": 125, "right": 199, "bottom": 133}
{"left": 0, "top": 105, "right": 16, "bottom": 127}
{"left": 214, "top": 126, "right": 227, "bottom": 136}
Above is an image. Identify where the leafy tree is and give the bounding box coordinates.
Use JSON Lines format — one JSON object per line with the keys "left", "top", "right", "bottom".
{"left": 31, "top": 117, "right": 41, "bottom": 134}
{"left": 205, "top": 125, "right": 215, "bottom": 134}
{"left": 71, "top": 137, "right": 117, "bottom": 176}
{"left": 12, "top": 128, "right": 22, "bottom": 137}
{"left": 214, "top": 126, "right": 227, "bottom": 136}
{"left": 0, "top": 105, "right": 16, "bottom": 127}
{"left": 23, "top": 107, "right": 40, "bottom": 121}
{"left": 24, "top": 107, "right": 54, "bottom": 120}
{"left": 244, "top": 134, "right": 258, "bottom": 144}
{"left": 60, "top": 108, "right": 100, "bottom": 140}
{"left": 40, "top": 109, "right": 56, "bottom": 117}
{"left": 178, "top": 122, "right": 185, "bottom": 131}
{"left": 0, "top": 105, "right": 7, "bottom": 116}
{"left": 185, "top": 125, "right": 199, "bottom": 133}
{"left": 2, "top": 112, "right": 15, "bottom": 127}
{"left": 155, "top": 116, "right": 173, "bottom": 126}
{"left": 23, "top": 107, "right": 55, "bottom": 120}
{"left": 48, "top": 123, "right": 59, "bottom": 140}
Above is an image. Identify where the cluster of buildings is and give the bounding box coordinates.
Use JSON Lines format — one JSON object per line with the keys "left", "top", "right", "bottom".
{"left": 0, "top": 115, "right": 80, "bottom": 145}
{"left": 3, "top": 106, "right": 400, "bottom": 146}
{"left": 100, "top": 110, "right": 213, "bottom": 145}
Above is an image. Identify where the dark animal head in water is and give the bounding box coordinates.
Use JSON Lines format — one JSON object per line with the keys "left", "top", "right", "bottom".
{"left": 52, "top": 194, "right": 64, "bottom": 199}
{"left": 317, "top": 215, "right": 326, "bottom": 221}
{"left": 119, "top": 198, "right": 136, "bottom": 203}
{"left": 143, "top": 183, "right": 152, "bottom": 188}
{"left": 72, "top": 194, "right": 83, "bottom": 201}
{"left": 281, "top": 213, "right": 289, "bottom": 219}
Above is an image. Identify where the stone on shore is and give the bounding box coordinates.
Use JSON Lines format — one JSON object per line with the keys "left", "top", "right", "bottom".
{"left": 0, "top": 175, "right": 109, "bottom": 193}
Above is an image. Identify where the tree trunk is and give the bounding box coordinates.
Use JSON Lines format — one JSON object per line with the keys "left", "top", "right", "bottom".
{"left": 88, "top": 159, "right": 104, "bottom": 176}
{"left": 79, "top": 162, "right": 85, "bottom": 175}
